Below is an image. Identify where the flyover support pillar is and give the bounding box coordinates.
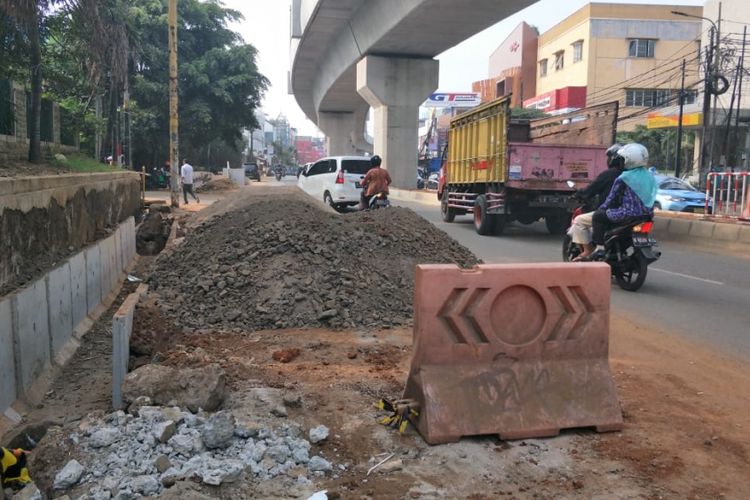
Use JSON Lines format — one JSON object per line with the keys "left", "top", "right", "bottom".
{"left": 318, "top": 112, "right": 368, "bottom": 156}
{"left": 357, "top": 56, "right": 439, "bottom": 189}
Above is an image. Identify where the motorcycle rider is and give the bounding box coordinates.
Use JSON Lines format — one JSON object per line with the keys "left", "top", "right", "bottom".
{"left": 359, "top": 155, "right": 392, "bottom": 210}
{"left": 584, "top": 143, "right": 657, "bottom": 261}
{"left": 569, "top": 143, "right": 625, "bottom": 260}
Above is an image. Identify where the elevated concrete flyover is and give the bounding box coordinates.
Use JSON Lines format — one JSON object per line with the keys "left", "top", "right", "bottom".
{"left": 290, "top": 0, "right": 537, "bottom": 188}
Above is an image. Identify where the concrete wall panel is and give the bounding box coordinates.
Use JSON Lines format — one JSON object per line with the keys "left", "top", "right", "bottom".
{"left": 47, "top": 263, "right": 73, "bottom": 355}
{"left": 112, "top": 292, "right": 139, "bottom": 409}
{"left": 114, "top": 229, "right": 122, "bottom": 276}
{"left": 0, "top": 298, "right": 16, "bottom": 410}
{"left": 69, "top": 252, "right": 87, "bottom": 327}
{"left": 85, "top": 245, "right": 102, "bottom": 314}
{"left": 13, "top": 279, "right": 50, "bottom": 391}
{"left": 108, "top": 233, "right": 119, "bottom": 290}
{"left": 99, "top": 236, "right": 114, "bottom": 298}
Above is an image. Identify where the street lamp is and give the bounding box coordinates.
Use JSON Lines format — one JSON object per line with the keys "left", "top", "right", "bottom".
{"left": 671, "top": 10, "right": 716, "bottom": 33}
{"left": 671, "top": 10, "right": 718, "bottom": 185}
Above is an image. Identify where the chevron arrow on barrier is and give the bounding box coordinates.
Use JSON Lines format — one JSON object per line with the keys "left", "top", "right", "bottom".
{"left": 437, "top": 287, "right": 491, "bottom": 345}
{"left": 546, "top": 286, "right": 595, "bottom": 343}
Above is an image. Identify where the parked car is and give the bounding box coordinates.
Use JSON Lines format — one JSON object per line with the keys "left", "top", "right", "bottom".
{"left": 243, "top": 162, "right": 261, "bottom": 182}
{"left": 297, "top": 156, "right": 373, "bottom": 211}
{"left": 654, "top": 175, "right": 710, "bottom": 213}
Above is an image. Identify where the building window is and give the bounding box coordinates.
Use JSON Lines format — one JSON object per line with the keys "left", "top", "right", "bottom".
{"left": 572, "top": 40, "right": 584, "bottom": 62}
{"left": 628, "top": 39, "right": 656, "bottom": 58}
{"left": 539, "top": 59, "right": 548, "bottom": 77}
{"left": 625, "top": 88, "right": 696, "bottom": 107}
{"left": 554, "top": 50, "right": 564, "bottom": 71}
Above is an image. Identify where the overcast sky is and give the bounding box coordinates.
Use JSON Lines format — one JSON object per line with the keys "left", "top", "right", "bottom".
{"left": 221, "top": 0, "right": 704, "bottom": 136}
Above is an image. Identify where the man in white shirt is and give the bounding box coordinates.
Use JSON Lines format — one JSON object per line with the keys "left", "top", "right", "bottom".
{"left": 180, "top": 159, "right": 200, "bottom": 204}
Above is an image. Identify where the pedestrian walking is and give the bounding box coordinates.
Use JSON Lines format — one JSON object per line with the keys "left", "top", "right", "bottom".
{"left": 180, "top": 159, "right": 200, "bottom": 204}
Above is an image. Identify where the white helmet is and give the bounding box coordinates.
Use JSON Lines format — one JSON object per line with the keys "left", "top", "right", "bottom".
{"left": 617, "top": 143, "right": 649, "bottom": 170}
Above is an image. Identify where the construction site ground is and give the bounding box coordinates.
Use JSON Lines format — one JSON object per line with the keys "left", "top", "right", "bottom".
{"left": 6, "top": 186, "right": 750, "bottom": 499}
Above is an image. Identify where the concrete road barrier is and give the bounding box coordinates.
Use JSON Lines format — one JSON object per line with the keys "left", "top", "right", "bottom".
{"left": 112, "top": 284, "right": 147, "bottom": 410}
{"left": 0, "top": 217, "right": 136, "bottom": 421}
{"left": 403, "top": 263, "right": 622, "bottom": 444}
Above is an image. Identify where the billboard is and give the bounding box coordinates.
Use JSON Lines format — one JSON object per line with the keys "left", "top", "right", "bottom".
{"left": 646, "top": 112, "right": 703, "bottom": 129}
{"left": 424, "top": 92, "right": 482, "bottom": 108}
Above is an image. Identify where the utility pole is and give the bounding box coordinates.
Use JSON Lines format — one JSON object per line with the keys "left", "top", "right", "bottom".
{"left": 675, "top": 59, "right": 686, "bottom": 178}
{"left": 699, "top": 27, "right": 715, "bottom": 184}
{"left": 707, "top": 2, "right": 722, "bottom": 171}
{"left": 168, "top": 0, "right": 180, "bottom": 207}
{"left": 731, "top": 26, "right": 746, "bottom": 168}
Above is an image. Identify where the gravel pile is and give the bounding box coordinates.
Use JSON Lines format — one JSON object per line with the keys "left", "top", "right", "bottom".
{"left": 52, "top": 406, "right": 333, "bottom": 498}
{"left": 149, "top": 197, "right": 479, "bottom": 331}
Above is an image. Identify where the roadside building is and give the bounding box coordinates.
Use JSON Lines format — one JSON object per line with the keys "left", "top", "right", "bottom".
{"left": 296, "top": 135, "right": 326, "bottom": 164}
{"left": 472, "top": 22, "right": 538, "bottom": 107}
{"left": 525, "top": 3, "right": 703, "bottom": 128}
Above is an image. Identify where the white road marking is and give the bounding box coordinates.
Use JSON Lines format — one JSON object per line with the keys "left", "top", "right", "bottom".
{"left": 651, "top": 267, "right": 724, "bottom": 286}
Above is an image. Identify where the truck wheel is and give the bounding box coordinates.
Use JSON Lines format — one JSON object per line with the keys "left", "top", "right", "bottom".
{"left": 474, "top": 195, "right": 493, "bottom": 235}
{"left": 441, "top": 191, "right": 456, "bottom": 222}
{"left": 545, "top": 211, "right": 570, "bottom": 235}
{"left": 492, "top": 215, "right": 506, "bottom": 235}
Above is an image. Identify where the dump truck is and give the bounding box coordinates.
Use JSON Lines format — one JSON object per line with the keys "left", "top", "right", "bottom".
{"left": 438, "top": 96, "right": 618, "bottom": 235}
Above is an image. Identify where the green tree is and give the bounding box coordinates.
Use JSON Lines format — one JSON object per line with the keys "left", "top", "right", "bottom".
{"left": 617, "top": 125, "right": 695, "bottom": 175}
{"left": 129, "top": 0, "right": 268, "bottom": 168}
{"left": 511, "top": 107, "right": 548, "bottom": 119}
{"left": 0, "top": 0, "right": 129, "bottom": 162}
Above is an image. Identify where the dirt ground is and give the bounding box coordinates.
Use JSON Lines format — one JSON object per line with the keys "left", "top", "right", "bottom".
{"left": 5, "top": 187, "right": 749, "bottom": 499}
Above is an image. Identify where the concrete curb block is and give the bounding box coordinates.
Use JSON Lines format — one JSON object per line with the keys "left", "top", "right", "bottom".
{"left": 112, "top": 284, "right": 148, "bottom": 410}
{"left": 0, "top": 217, "right": 137, "bottom": 431}
{"left": 390, "top": 188, "right": 441, "bottom": 207}
{"left": 653, "top": 215, "right": 750, "bottom": 253}
{"left": 391, "top": 188, "right": 750, "bottom": 254}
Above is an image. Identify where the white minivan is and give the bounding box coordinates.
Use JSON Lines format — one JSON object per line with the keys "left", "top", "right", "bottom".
{"left": 297, "top": 156, "right": 373, "bottom": 210}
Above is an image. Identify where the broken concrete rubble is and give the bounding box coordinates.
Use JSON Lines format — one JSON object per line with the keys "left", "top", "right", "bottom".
{"left": 48, "top": 406, "right": 333, "bottom": 497}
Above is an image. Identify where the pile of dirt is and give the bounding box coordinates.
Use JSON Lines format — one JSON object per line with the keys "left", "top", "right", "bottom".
{"left": 148, "top": 195, "right": 479, "bottom": 331}
{"left": 196, "top": 177, "right": 238, "bottom": 193}
{"left": 136, "top": 211, "right": 174, "bottom": 255}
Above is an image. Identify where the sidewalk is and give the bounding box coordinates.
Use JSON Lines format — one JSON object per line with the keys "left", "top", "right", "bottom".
{"left": 390, "top": 188, "right": 750, "bottom": 255}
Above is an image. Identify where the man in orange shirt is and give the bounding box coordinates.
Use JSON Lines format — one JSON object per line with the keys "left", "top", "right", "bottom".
{"left": 360, "top": 155, "right": 392, "bottom": 210}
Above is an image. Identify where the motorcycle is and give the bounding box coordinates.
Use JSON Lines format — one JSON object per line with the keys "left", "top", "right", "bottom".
{"left": 368, "top": 192, "right": 391, "bottom": 210}
{"left": 563, "top": 185, "right": 661, "bottom": 292}
{"left": 275, "top": 170, "right": 283, "bottom": 181}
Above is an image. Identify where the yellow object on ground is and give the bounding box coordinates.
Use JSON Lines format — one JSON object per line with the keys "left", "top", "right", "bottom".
{"left": 1, "top": 447, "right": 31, "bottom": 487}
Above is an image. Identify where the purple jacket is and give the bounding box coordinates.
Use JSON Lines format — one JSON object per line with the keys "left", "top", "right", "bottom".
{"left": 600, "top": 178, "right": 653, "bottom": 222}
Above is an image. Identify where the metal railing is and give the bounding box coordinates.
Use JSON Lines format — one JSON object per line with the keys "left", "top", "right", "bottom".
{"left": 705, "top": 172, "right": 750, "bottom": 219}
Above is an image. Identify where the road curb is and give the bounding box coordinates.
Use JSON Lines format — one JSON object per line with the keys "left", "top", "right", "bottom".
{"left": 653, "top": 215, "right": 750, "bottom": 254}
{"left": 390, "top": 188, "right": 440, "bottom": 207}
{"left": 392, "top": 188, "right": 750, "bottom": 255}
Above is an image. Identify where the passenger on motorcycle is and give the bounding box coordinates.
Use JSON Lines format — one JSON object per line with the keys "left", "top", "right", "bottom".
{"left": 569, "top": 143, "right": 625, "bottom": 260}
{"left": 583, "top": 143, "right": 657, "bottom": 261}
{"left": 359, "top": 155, "right": 392, "bottom": 210}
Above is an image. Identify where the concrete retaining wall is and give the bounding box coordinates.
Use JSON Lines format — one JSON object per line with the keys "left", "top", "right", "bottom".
{"left": 0, "top": 172, "right": 140, "bottom": 292}
{"left": 0, "top": 217, "right": 136, "bottom": 418}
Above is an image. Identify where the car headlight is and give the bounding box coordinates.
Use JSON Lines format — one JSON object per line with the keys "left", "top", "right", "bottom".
{"left": 663, "top": 195, "right": 685, "bottom": 202}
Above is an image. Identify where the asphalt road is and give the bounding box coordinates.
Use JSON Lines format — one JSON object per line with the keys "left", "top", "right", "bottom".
{"left": 395, "top": 199, "right": 750, "bottom": 360}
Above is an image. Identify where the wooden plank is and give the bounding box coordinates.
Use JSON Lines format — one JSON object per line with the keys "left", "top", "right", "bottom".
{"left": 528, "top": 102, "right": 619, "bottom": 147}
